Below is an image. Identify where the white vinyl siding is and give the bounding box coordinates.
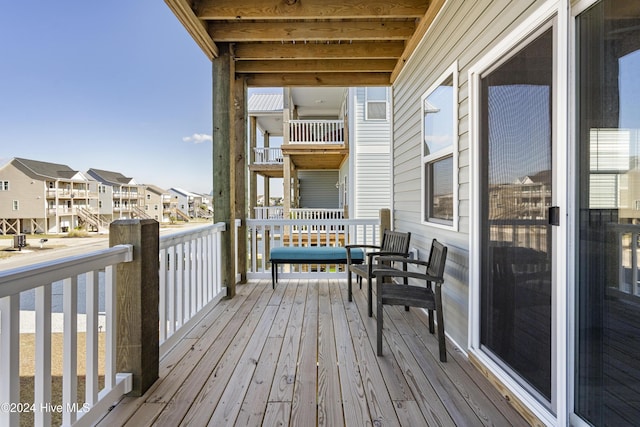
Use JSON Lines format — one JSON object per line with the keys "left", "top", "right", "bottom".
{"left": 392, "top": 0, "right": 540, "bottom": 348}
{"left": 352, "top": 87, "right": 392, "bottom": 218}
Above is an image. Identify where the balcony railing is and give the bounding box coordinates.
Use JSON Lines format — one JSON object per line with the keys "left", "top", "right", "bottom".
{"left": 253, "top": 207, "right": 344, "bottom": 220}
{"left": 0, "top": 245, "right": 134, "bottom": 426}
{"left": 0, "top": 222, "right": 226, "bottom": 426}
{"left": 289, "top": 119, "right": 344, "bottom": 144}
{"left": 158, "top": 223, "right": 226, "bottom": 352}
{"left": 243, "top": 218, "right": 379, "bottom": 280}
{"left": 253, "top": 147, "right": 283, "bottom": 164}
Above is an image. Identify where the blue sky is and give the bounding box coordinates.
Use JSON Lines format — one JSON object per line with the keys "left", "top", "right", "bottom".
{"left": 0, "top": 1, "right": 215, "bottom": 194}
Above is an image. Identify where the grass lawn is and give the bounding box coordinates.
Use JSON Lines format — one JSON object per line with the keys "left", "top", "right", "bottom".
{"left": 18, "top": 332, "right": 105, "bottom": 427}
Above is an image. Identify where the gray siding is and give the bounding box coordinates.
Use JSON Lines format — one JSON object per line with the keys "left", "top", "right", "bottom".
{"left": 299, "top": 170, "right": 339, "bottom": 208}
{"left": 392, "top": 0, "right": 540, "bottom": 349}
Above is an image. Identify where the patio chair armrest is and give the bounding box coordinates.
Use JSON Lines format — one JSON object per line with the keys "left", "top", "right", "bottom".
{"left": 346, "top": 245, "right": 378, "bottom": 263}
{"left": 376, "top": 255, "right": 430, "bottom": 268}
{"left": 373, "top": 268, "right": 443, "bottom": 284}
{"left": 345, "top": 244, "right": 382, "bottom": 250}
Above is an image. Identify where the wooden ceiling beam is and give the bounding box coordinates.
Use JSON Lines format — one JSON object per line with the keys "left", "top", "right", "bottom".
{"left": 391, "top": 0, "right": 445, "bottom": 82}
{"left": 196, "top": 0, "right": 427, "bottom": 20}
{"left": 208, "top": 20, "right": 415, "bottom": 42}
{"left": 234, "top": 41, "right": 406, "bottom": 60}
{"left": 243, "top": 72, "right": 391, "bottom": 87}
{"left": 165, "top": 0, "right": 218, "bottom": 59}
{"left": 236, "top": 59, "right": 397, "bottom": 73}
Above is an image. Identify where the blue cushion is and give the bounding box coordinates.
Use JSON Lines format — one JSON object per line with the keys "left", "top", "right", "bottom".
{"left": 270, "top": 246, "right": 364, "bottom": 262}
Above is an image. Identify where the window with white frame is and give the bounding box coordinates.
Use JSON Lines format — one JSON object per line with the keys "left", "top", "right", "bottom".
{"left": 1, "top": 181, "right": 9, "bottom": 191}
{"left": 365, "top": 87, "right": 388, "bottom": 120}
{"left": 422, "top": 64, "right": 458, "bottom": 227}
{"left": 12, "top": 200, "right": 19, "bottom": 210}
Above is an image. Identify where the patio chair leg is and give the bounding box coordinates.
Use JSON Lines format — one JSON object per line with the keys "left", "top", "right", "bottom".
{"left": 272, "top": 263, "right": 276, "bottom": 289}
{"left": 377, "top": 285, "right": 383, "bottom": 356}
{"left": 347, "top": 271, "right": 353, "bottom": 302}
{"left": 428, "top": 309, "right": 435, "bottom": 334}
{"left": 368, "top": 279, "right": 373, "bottom": 317}
{"left": 435, "top": 286, "right": 447, "bottom": 362}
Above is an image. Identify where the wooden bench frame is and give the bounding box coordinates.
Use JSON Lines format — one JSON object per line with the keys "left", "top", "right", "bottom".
{"left": 270, "top": 246, "right": 364, "bottom": 291}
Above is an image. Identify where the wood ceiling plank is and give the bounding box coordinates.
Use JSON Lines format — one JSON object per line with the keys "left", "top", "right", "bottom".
{"left": 244, "top": 72, "right": 391, "bottom": 87}
{"left": 236, "top": 59, "right": 397, "bottom": 73}
{"left": 208, "top": 21, "right": 416, "bottom": 42}
{"left": 234, "top": 41, "right": 406, "bottom": 60}
{"left": 196, "top": 0, "right": 427, "bottom": 20}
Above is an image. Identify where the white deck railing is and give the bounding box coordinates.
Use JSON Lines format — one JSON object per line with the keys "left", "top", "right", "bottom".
{"left": 0, "top": 245, "right": 134, "bottom": 427}
{"left": 158, "top": 223, "right": 226, "bottom": 353}
{"left": 289, "top": 119, "right": 345, "bottom": 144}
{"left": 290, "top": 208, "right": 344, "bottom": 220}
{"left": 0, "top": 222, "right": 226, "bottom": 426}
{"left": 253, "top": 147, "right": 283, "bottom": 164}
{"left": 254, "top": 207, "right": 284, "bottom": 219}
{"left": 242, "top": 218, "right": 379, "bottom": 280}
{"left": 253, "top": 207, "right": 345, "bottom": 220}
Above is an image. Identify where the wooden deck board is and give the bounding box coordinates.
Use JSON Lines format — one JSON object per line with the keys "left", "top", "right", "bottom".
{"left": 99, "top": 279, "right": 527, "bottom": 426}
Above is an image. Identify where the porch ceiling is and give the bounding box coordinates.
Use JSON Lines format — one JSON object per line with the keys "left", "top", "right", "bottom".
{"left": 165, "top": 0, "right": 445, "bottom": 86}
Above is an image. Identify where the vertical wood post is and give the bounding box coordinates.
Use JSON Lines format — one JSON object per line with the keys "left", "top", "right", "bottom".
{"left": 109, "top": 219, "right": 159, "bottom": 396}
{"left": 213, "top": 43, "right": 234, "bottom": 296}
{"left": 232, "top": 75, "right": 247, "bottom": 284}
{"left": 264, "top": 131, "right": 271, "bottom": 207}
{"left": 379, "top": 208, "right": 391, "bottom": 242}
{"left": 283, "top": 155, "right": 291, "bottom": 219}
{"left": 249, "top": 116, "right": 257, "bottom": 219}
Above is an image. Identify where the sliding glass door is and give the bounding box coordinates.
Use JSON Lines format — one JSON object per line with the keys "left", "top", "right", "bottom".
{"left": 479, "top": 25, "right": 555, "bottom": 403}
{"left": 575, "top": 1, "right": 640, "bottom": 425}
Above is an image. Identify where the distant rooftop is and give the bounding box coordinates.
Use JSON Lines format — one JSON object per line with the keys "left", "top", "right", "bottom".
{"left": 11, "top": 157, "right": 80, "bottom": 180}
{"left": 248, "top": 93, "right": 283, "bottom": 114}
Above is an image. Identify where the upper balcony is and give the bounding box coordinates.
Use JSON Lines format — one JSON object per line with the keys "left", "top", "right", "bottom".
{"left": 250, "top": 119, "right": 348, "bottom": 175}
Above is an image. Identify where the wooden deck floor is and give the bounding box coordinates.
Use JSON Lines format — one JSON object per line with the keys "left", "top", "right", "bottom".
{"left": 98, "top": 279, "right": 528, "bottom": 426}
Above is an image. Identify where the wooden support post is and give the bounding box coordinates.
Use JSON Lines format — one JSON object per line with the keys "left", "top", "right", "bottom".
{"left": 379, "top": 208, "right": 391, "bottom": 242}
{"left": 232, "top": 74, "right": 247, "bottom": 284}
{"left": 249, "top": 116, "right": 257, "bottom": 219}
{"left": 283, "top": 155, "right": 291, "bottom": 219}
{"left": 213, "top": 43, "right": 234, "bottom": 296}
{"left": 109, "top": 219, "right": 159, "bottom": 396}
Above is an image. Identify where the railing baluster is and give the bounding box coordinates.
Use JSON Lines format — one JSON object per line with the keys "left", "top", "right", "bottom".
{"left": 35, "top": 285, "right": 52, "bottom": 427}
{"left": 0, "top": 295, "right": 20, "bottom": 427}
{"left": 168, "top": 246, "right": 176, "bottom": 335}
{"left": 159, "top": 248, "right": 167, "bottom": 342}
{"left": 86, "top": 270, "right": 100, "bottom": 407}
{"left": 63, "top": 276, "right": 78, "bottom": 426}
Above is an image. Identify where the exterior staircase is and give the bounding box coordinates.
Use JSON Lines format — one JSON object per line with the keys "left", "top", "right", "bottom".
{"left": 133, "top": 206, "right": 152, "bottom": 220}
{"left": 173, "top": 208, "right": 190, "bottom": 222}
{"left": 77, "top": 207, "right": 109, "bottom": 233}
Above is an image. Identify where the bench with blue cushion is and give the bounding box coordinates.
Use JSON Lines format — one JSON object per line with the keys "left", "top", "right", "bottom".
{"left": 270, "top": 246, "right": 365, "bottom": 292}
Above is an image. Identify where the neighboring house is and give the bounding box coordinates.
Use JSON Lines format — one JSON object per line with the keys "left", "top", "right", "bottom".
{"left": 144, "top": 184, "right": 172, "bottom": 223}
{"left": 0, "top": 157, "right": 99, "bottom": 234}
{"left": 86, "top": 168, "right": 148, "bottom": 221}
{"left": 248, "top": 87, "right": 392, "bottom": 220}
{"left": 169, "top": 188, "right": 197, "bottom": 220}
{"left": 196, "top": 193, "right": 213, "bottom": 218}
